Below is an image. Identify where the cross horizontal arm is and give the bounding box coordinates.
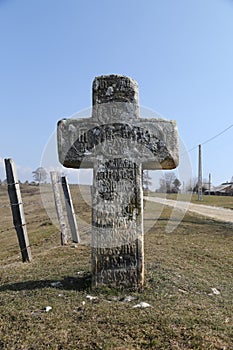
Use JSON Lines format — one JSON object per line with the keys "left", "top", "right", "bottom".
{"left": 57, "top": 117, "right": 179, "bottom": 170}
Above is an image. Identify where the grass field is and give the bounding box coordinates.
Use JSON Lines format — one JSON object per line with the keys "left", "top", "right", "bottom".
{"left": 0, "top": 184, "right": 232, "bottom": 349}
{"left": 147, "top": 192, "right": 233, "bottom": 210}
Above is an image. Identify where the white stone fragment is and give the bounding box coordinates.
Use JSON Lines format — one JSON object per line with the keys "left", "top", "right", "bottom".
{"left": 122, "top": 296, "right": 137, "bottom": 302}
{"left": 86, "top": 295, "right": 98, "bottom": 300}
{"left": 133, "top": 302, "right": 152, "bottom": 308}
{"left": 70, "top": 244, "right": 78, "bottom": 248}
{"left": 44, "top": 306, "right": 52, "bottom": 312}
{"left": 178, "top": 289, "right": 188, "bottom": 294}
{"left": 211, "top": 288, "right": 220, "bottom": 295}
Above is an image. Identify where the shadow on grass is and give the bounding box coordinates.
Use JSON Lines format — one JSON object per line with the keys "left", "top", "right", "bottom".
{"left": 0, "top": 273, "right": 92, "bottom": 292}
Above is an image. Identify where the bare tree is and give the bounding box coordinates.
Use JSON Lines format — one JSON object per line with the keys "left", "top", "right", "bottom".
{"left": 142, "top": 170, "right": 152, "bottom": 191}
{"left": 173, "top": 178, "right": 181, "bottom": 193}
{"left": 158, "top": 172, "right": 181, "bottom": 193}
{"left": 32, "top": 167, "right": 48, "bottom": 184}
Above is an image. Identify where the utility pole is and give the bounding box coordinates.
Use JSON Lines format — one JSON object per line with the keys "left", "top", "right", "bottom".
{"left": 198, "top": 144, "right": 202, "bottom": 201}
{"left": 208, "top": 173, "right": 211, "bottom": 195}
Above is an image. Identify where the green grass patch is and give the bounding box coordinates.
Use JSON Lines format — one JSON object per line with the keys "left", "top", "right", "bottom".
{"left": 146, "top": 191, "right": 233, "bottom": 210}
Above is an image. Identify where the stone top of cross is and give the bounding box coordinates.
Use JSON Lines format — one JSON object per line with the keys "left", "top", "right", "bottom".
{"left": 92, "top": 74, "right": 139, "bottom": 106}
{"left": 57, "top": 75, "right": 179, "bottom": 171}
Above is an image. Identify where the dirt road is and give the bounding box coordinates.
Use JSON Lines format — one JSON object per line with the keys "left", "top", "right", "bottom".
{"left": 145, "top": 196, "right": 233, "bottom": 224}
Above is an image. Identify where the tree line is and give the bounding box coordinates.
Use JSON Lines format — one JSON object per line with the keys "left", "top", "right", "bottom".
{"left": 1, "top": 166, "right": 232, "bottom": 193}
{"left": 0, "top": 167, "right": 48, "bottom": 185}
{"left": 143, "top": 170, "right": 181, "bottom": 193}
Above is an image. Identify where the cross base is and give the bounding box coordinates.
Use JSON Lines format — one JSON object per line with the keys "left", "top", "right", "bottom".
{"left": 92, "top": 240, "right": 144, "bottom": 288}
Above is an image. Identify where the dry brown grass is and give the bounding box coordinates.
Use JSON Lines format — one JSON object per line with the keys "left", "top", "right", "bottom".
{"left": 0, "top": 184, "right": 232, "bottom": 349}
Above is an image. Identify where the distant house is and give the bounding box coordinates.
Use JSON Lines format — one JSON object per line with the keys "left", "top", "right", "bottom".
{"left": 204, "top": 182, "right": 233, "bottom": 196}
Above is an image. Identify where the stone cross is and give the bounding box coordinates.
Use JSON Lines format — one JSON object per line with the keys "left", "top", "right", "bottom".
{"left": 57, "top": 75, "right": 179, "bottom": 288}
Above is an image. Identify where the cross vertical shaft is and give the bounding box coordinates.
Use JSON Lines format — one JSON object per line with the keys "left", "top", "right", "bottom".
{"left": 57, "top": 74, "right": 179, "bottom": 288}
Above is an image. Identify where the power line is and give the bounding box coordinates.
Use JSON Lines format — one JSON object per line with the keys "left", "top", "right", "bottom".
{"left": 187, "top": 124, "right": 233, "bottom": 153}
{"left": 202, "top": 124, "right": 233, "bottom": 146}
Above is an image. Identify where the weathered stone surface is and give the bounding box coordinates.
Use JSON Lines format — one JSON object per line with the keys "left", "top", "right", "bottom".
{"left": 58, "top": 118, "right": 178, "bottom": 170}
{"left": 92, "top": 74, "right": 139, "bottom": 105}
{"left": 57, "top": 74, "right": 179, "bottom": 288}
{"left": 92, "top": 158, "right": 144, "bottom": 288}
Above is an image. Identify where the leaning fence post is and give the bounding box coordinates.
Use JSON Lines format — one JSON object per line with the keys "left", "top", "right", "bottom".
{"left": 61, "top": 176, "right": 80, "bottom": 243}
{"left": 50, "top": 171, "right": 68, "bottom": 245}
{"left": 4, "top": 158, "right": 32, "bottom": 262}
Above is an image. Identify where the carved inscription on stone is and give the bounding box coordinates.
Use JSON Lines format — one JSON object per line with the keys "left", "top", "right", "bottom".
{"left": 92, "top": 159, "right": 141, "bottom": 247}
{"left": 92, "top": 242, "right": 142, "bottom": 287}
{"left": 93, "top": 75, "right": 138, "bottom": 105}
{"left": 57, "top": 74, "right": 179, "bottom": 289}
{"left": 63, "top": 123, "right": 174, "bottom": 169}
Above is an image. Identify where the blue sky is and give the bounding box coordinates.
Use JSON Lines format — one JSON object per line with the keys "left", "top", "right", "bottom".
{"left": 0, "top": 0, "right": 233, "bottom": 186}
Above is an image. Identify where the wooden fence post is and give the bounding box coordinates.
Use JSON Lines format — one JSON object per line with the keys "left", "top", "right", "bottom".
{"left": 61, "top": 176, "right": 80, "bottom": 243}
{"left": 4, "top": 158, "right": 32, "bottom": 262}
{"left": 50, "top": 171, "right": 68, "bottom": 245}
